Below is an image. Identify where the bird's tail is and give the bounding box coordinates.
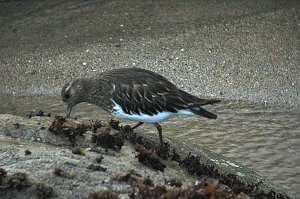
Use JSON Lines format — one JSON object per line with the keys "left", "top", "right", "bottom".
{"left": 189, "top": 106, "right": 218, "bottom": 119}
{"left": 197, "top": 99, "right": 221, "bottom": 106}
{"left": 188, "top": 98, "right": 220, "bottom": 119}
{"left": 179, "top": 90, "right": 220, "bottom": 119}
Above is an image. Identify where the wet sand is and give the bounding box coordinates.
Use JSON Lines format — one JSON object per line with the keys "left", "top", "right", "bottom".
{"left": 0, "top": 0, "right": 299, "bottom": 108}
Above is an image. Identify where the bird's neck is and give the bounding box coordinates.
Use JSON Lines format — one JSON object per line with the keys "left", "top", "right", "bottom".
{"left": 82, "top": 77, "right": 106, "bottom": 107}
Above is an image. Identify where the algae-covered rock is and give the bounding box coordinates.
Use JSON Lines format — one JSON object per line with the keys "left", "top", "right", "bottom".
{"left": 0, "top": 114, "right": 295, "bottom": 199}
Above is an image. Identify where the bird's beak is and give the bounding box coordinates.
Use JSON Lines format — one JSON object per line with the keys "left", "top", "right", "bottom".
{"left": 65, "top": 104, "right": 72, "bottom": 118}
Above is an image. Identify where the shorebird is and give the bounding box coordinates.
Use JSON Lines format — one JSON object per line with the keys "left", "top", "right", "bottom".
{"left": 61, "top": 68, "right": 220, "bottom": 146}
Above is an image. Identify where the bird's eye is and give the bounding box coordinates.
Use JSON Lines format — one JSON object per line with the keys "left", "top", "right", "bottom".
{"left": 63, "top": 92, "right": 71, "bottom": 101}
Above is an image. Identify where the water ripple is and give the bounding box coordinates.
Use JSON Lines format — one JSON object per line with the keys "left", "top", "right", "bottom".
{"left": 0, "top": 94, "right": 299, "bottom": 197}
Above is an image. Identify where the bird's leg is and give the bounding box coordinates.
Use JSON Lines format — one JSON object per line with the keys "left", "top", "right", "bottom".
{"left": 154, "top": 122, "right": 164, "bottom": 146}
{"left": 154, "top": 122, "right": 169, "bottom": 158}
{"left": 131, "top": 122, "right": 144, "bottom": 130}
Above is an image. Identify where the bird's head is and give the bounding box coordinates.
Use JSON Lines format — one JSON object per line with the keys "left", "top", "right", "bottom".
{"left": 61, "top": 79, "right": 86, "bottom": 117}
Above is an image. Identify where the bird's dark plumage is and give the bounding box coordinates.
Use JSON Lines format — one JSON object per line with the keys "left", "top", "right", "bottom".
{"left": 61, "top": 68, "right": 220, "bottom": 145}
{"left": 99, "top": 68, "right": 219, "bottom": 117}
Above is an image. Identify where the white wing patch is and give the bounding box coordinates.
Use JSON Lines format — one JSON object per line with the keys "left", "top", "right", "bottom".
{"left": 110, "top": 100, "right": 194, "bottom": 123}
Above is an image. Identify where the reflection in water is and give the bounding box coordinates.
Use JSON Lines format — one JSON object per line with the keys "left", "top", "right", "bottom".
{"left": 1, "top": 94, "right": 299, "bottom": 197}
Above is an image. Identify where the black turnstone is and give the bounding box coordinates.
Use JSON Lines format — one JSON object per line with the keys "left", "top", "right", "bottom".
{"left": 61, "top": 68, "right": 220, "bottom": 145}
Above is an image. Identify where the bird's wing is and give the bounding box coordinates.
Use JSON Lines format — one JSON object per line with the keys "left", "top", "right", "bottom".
{"left": 110, "top": 77, "right": 191, "bottom": 116}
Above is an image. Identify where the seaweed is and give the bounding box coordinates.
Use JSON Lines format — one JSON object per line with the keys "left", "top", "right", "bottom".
{"left": 88, "top": 190, "right": 118, "bottom": 199}
{"left": 52, "top": 166, "right": 76, "bottom": 178}
{"left": 165, "top": 179, "right": 182, "bottom": 187}
{"left": 35, "top": 182, "right": 54, "bottom": 198}
{"left": 24, "top": 149, "right": 32, "bottom": 156}
{"left": 72, "top": 147, "right": 85, "bottom": 156}
{"left": 48, "top": 116, "right": 89, "bottom": 146}
{"left": 27, "top": 110, "right": 51, "bottom": 118}
{"left": 91, "top": 131, "right": 125, "bottom": 151}
{"left": 94, "top": 156, "right": 104, "bottom": 164}
{"left": 87, "top": 164, "right": 107, "bottom": 172}
{"left": 0, "top": 170, "right": 30, "bottom": 190}
{"left": 111, "top": 169, "right": 142, "bottom": 183}
{"left": 136, "top": 147, "right": 166, "bottom": 171}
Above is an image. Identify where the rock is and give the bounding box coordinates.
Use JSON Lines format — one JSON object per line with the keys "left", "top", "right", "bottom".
{"left": 0, "top": 114, "right": 294, "bottom": 199}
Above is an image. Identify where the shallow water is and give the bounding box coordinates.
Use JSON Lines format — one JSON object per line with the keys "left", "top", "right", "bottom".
{"left": 0, "top": 94, "right": 299, "bottom": 197}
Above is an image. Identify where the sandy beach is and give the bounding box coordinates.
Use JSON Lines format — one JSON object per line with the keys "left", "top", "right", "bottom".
{"left": 0, "top": 0, "right": 299, "bottom": 108}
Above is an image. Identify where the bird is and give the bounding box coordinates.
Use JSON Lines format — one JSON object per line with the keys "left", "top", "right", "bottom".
{"left": 61, "top": 68, "right": 220, "bottom": 146}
